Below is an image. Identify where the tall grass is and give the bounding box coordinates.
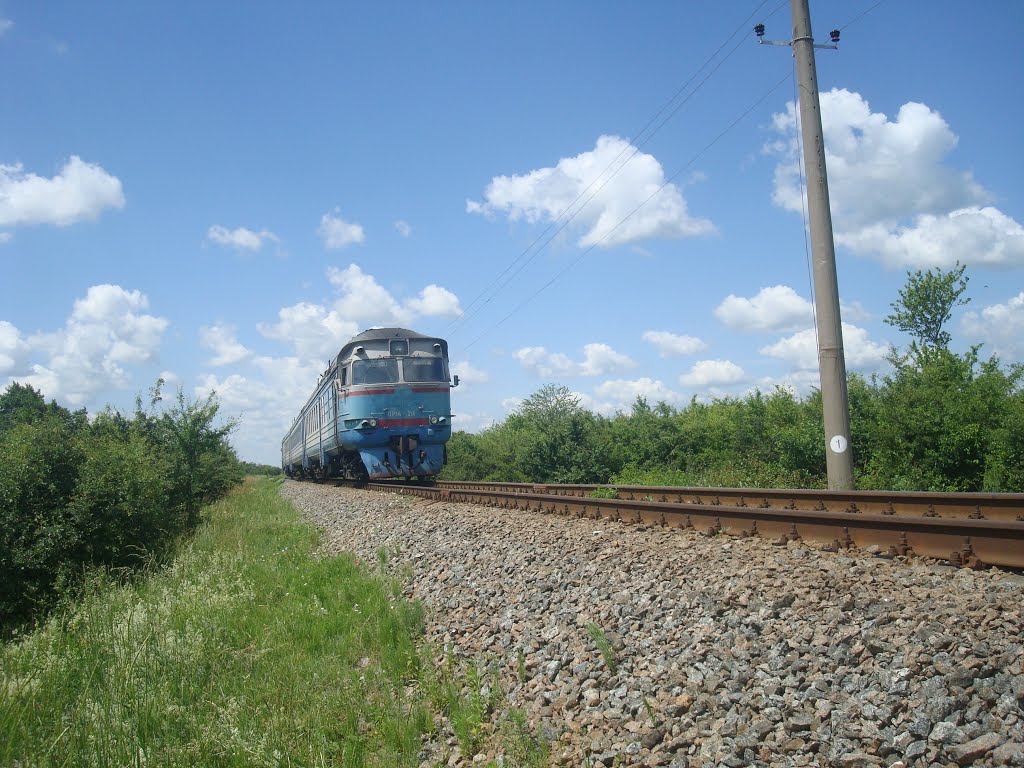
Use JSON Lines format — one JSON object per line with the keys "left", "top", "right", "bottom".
{"left": 1, "top": 477, "right": 431, "bottom": 767}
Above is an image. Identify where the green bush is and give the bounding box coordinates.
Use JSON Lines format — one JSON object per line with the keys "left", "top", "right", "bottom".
{"left": 0, "top": 416, "right": 83, "bottom": 624}
{"left": 0, "top": 382, "right": 242, "bottom": 634}
{"left": 71, "top": 426, "right": 175, "bottom": 568}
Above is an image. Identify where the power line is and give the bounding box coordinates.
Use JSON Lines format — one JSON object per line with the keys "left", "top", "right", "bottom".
{"left": 838, "top": 0, "right": 886, "bottom": 32}
{"left": 448, "top": 0, "right": 777, "bottom": 337}
{"left": 462, "top": 68, "right": 795, "bottom": 353}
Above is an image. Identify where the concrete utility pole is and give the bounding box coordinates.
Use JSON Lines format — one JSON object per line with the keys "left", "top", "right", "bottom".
{"left": 758, "top": 0, "right": 854, "bottom": 490}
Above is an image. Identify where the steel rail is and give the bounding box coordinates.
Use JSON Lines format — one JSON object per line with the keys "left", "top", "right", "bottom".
{"left": 362, "top": 481, "right": 1024, "bottom": 570}
{"left": 431, "top": 481, "right": 1024, "bottom": 523}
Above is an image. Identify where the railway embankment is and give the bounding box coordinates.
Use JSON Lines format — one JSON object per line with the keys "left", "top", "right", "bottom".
{"left": 282, "top": 480, "right": 1024, "bottom": 768}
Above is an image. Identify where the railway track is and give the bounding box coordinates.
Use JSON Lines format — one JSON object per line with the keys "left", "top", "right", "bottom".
{"left": 349, "top": 479, "right": 1024, "bottom": 569}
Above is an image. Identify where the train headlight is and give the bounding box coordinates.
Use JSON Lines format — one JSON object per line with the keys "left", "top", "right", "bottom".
{"left": 360, "top": 419, "right": 378, "bottom": 428}
{"left": 369, "top": 418, "right": 377, "bottom": 427}
{"left": 429, "top": 415, "right": 439, "bottom": 424}
{"left": 437, "top": 416, "right": 446, "bottom": 424}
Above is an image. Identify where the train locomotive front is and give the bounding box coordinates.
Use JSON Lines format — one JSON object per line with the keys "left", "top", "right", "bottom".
{"left": 281, "top": 328, "right": 455, "bottom": 480}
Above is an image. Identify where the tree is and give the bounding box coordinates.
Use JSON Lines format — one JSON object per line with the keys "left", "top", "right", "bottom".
{"left": 157, "top": 386, "right": 240, "bottom": 527}
{"left": 866, "top": 263, "right": 1024, "bottom": 491}
{"left": 864, "top": 349, "right": 1021, "bottom": 491}
{"left": 0, "top": 383, "right": 47, "bottom": 432}
{"left": 0, "top": 382, "right": 86, "bottom": 435}
{"left": 515, "top": 384, "right": 584, "bottom": 422}
{"left": 885, "top": 261, "right": 970, "bottom": 355}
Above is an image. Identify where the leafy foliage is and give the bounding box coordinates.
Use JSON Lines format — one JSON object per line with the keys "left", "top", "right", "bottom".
{"left": 239, "top": 461, "right": 284, "bottom": 476}
{"left": 0, "top": 381, "right": 241, "bottom": 632}
{"left": 442, "top": 266, "right": 1023, "bottom": 494}
{"left": 885, "top": 261, "right": 970, "bottom": 355}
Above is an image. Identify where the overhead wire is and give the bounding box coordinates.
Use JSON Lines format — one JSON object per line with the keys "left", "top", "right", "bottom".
{"left": 451, "top": 26, "right": 758, "bottom": 338}
{"left": 447, "top": 0, "right": 778, "bottom": 337}
{"left": 462, "top": 67, "right": 795, "bottom": 353}
{"left": 836, "top": 0, "right": 887, "bottom": 32}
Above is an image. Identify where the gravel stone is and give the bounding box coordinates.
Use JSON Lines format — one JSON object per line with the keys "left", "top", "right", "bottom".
{"left": 281, "top": 481, "right": 1024, "bottom": 767}
{"left": 993, "top": 741, "right": 1024, "bottom": 765}
{"left": 948, "top": 731, "right": 1003, "bottom": 765}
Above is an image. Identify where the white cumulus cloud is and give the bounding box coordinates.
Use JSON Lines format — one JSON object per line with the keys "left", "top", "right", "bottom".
{"left": 515, "top": 343, "right": 635, "bottom": 378}
{"left": 199, "top": 324, "right": 252, "bottom": 366}
{"left": 679, "top": 359, "right": 745, "bottom": 389}
{"left": 406, "top": 284, "right": 462, "bottom": 318}
{"left": 318, "top": 209, "right": 365, "bottom": 249}
{"left": 837, "top": 207, "right": 1024, "bottom": 269}
{"left": 0, "top": 156, "right": 125, "bottom": 227}
{"left": 5, "top": 285, "right": 167, "bottom": 406}
{"left": 759, "top": 323, "right": 890, "bottom": 371}
{"left": 0, "top": 321, "right": 30, "bottom": 375}
{"left": 327, "top": 264, "right": 410, "bottom": 326}
{"left": 641, "top": 330, "right": 706, "bottom": 357}
{"left": 593, "top": 377, "right": 680, "bottom": 408}
{"left": 467, "top": 134, "right": 713, "bottom": 248}
{"left": 394, "top": 220, "right": 412, "bottom": 237}
{"left": 196, "top": 354, "right": 322, "bottom": 466}
{"left": 961, "top": 291, "right": 1024, "bottom": 360}
{"left": 448, "top": 360, "right": 489, "bottom": 390}
{"left": 715, "top": 285, "right": 814, "bottom": 332}
{"left": 769, "top": 89, "right": 1024, "bottom": 269}
{"left": 207, "top": 225, "right": 278, "bottom": 251}
{"left": 259, "top": 265, "right": 462, "bottom": 364}
{"left": 257, "top": 302, "right": 359, "bottom": 363}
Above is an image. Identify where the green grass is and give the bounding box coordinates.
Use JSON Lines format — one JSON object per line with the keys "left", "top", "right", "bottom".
{"left": 422, "top": 657, "right": 502, "bottom": 757}
{"left": 585, "top": 623, "right": 618, "bottom": 676}
{"left": 0, "top": 477, "right": 433, "bottom": 767}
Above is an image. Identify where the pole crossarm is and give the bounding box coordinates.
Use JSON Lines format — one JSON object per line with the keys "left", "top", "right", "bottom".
{"left": 758, "top": 39, "right": 837, "bottom": 50}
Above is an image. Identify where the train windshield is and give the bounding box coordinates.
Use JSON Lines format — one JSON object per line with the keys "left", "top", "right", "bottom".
{"left": 402, "top": 357, "right": 446, "bottom": 383}
{"left": 352, "top": 359, "right": 399, "bottom": 385}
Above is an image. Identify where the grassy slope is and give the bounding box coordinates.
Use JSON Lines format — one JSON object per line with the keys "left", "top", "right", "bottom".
{"left": 1, "top": 477, "right": 432, "bottom": 767}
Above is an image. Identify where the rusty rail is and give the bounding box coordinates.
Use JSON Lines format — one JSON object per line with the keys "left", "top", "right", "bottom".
{"left": 434, "top": 481, "right": 1024, "bottom": 523}
{"left": 361, "top": 480, "right": 1024, "bottom": 570}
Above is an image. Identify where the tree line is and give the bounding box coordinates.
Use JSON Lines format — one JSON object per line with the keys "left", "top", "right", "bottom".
{"left": 0, "top": 381, "right": 242, "bottom": 632}
{"left": 442, "top": 264, "right": 1024, "bottom": 492}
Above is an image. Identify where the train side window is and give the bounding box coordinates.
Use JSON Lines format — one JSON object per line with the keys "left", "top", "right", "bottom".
{"left": 340, "top": 367, "right": 348, "bottom": 386}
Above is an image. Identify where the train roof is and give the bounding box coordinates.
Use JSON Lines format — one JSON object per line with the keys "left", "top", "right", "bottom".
{"left": 339, "top": 327, "right": 446, "bottom": 359}
{"left": 349, "top": 327, "right": 435, "bottom": 343}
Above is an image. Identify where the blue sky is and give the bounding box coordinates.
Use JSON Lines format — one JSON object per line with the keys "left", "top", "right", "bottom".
{"left": 2, "top": 1, "right": 1022, "bottom": 466}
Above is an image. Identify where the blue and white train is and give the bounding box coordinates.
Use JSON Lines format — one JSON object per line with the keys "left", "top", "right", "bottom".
{"left": 281, "top": 328, "right": 457, "bottom": 480}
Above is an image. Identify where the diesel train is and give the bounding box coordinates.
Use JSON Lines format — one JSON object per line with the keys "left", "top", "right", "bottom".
{"left": 281, "top": 328, "right": 457, "bottom": 480}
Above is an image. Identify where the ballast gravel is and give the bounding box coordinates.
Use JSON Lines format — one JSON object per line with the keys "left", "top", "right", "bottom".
{"left": 279, "top": 480, "right": 1024, "bottom": 768}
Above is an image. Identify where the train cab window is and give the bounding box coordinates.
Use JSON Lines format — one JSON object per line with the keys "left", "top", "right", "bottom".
{"left": 340, "top": 367, "right": 347, "bottom": 386}
{"left": 403, "top": 357, "right": 446, "bottom": 382}
{"left": 389, "top": 339, "right": 409, "bottom": 356}
{"left": 352, "top": 358, "right": 399, "bottom": 385}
